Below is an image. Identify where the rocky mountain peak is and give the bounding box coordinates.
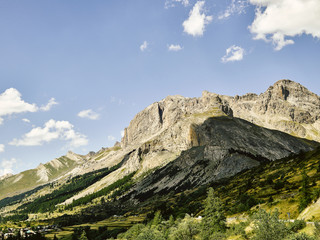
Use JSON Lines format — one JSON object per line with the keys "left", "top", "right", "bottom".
{"left": 66, "top": 151, "right": 84, "bottom": 163}
{"left": 121, "top": 80, "right": 320, "bottom": 151}
{"left": 265, "top": 79, "right": 315, "bottom": 102}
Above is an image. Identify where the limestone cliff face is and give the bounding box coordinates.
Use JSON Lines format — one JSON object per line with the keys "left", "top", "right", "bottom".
{"left": 122, "top": 80, "right": 320, "bottom": 151}
{"left": 121, "top": 93, "right": 233, "bottom": 152}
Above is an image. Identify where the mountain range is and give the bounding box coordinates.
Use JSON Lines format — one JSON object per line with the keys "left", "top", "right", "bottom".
{"left": 1, "top": 79, "right": 320, "bottom": 227}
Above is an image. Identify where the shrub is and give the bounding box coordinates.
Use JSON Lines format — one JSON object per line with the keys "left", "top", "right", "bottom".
{"left": 252, "top": 209, "right": 289, "bottom": 240}
{"left": 288, "top": 220, "right": 306, "bottom": 233}
{"left": 227, "top": 221, "right": 248, "bottom": 237}
{"left": 117, "top": 224, "right": 146, "bottom": 240}
{"left": 285, "top": 233, "right": 315, "bottom": 240}
{"left": 169, "top": 214, "right": 200, "bottom": 240}
{"left": 136, "top": 227, "right": 165, "bottom": 240}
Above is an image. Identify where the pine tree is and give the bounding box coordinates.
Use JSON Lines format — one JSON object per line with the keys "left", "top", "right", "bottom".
{"left": 168, "top": 215, "right": 175, "bottom": 227}
{"left": 169, "top": 214, "right": 200, "bottom": 240}
{"left": 299, "top": 170, "right": 312, "bottom": 212}
{"left": 152, "top": 211, "right": 163, "bottom": 226}
{"left": 200, "top": 187, "right": 226, "bottom": 240}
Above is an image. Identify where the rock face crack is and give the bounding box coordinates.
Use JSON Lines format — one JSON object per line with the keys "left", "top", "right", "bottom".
{"left": 281, "top": 86, "right": 290, "bottom": 100}
{"left": 158, "top": 104, "right": 164, "bottom": 125}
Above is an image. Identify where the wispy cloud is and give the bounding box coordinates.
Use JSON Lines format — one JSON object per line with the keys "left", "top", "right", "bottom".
{"left": 0, "top": 144, "right": 4, "bottom": 153}
{"left": 9, "top": 119, "right": 88, "bottom": 148}
{"left": 168, "top": 44, "right": 183, "bottom": 51}
{"left": 40, "top": 98, "right": 58, "bottom": 111}
{"left": 22, "top": 118, "right": 30, "bottom": 123}
{"left": 183, "top": 1, "right": 213, "bottom": 37}
{"left": 218, "top": 0, "right": 248, "bottom": 20}
{"left": 0, "top": 158, "right": 16, "bottom": 176}
{"left": 110, "top": 96, "right": 124, "bottom": 105}
{"left": 165, "top": 0, "right": 189, "bottom": 8}
{"left": 140, "top": 41, "right": 148, "bottom": 52}
{"left": 249, "top": 0, "right": 320, "bottom": 50}
{"left": 108, "top": 135, "right": 116, "bottom": 141}
{"left": 77, "top": 109, "right": 100, "bottom": 120}
{"left": 221, "top": 45, "right": 245, "bottom": 63}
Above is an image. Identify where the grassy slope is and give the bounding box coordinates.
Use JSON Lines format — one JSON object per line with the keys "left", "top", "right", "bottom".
{"left": 195, "top": 147, "right": 320, "bottom": 220}
{"left": 116, "top": 147, "right": 320, "bottom": 222}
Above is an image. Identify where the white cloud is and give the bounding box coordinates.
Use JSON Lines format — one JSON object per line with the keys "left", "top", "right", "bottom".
{"left": 108, "top": 135, "right": 116, "bottom": 141}
{"left": 218, "top": 0, "right": 248, "bottom": 20}
{"left": 0, "top": 88, "right": 38, "bottom": 124}
{"left": 77, "top": 109, "right": 100, "bottom": 120}
{"left": 140, "top": 41, "right": 148, "bottom": 52}
{"left": 22, "top": 118, "right": 30, "bottom": 123}
{"left": 165, "top": 0, "right": 189, "bottom": 8}
{"left": 40, "top": 98, "right": 58, "bottom": 111}
{"left": 168, "top": 44, "right": 183, "bottom": 51}
{"left": 9, "top": 119, "right": 88, "bottom": 148}
{"left": 0, "top": 88, "right": 57, "bottom": 124}
{"left": 0, "top": 144, "right": 4, "bottom": 153}
{"left": 183, "top": 1, "right": 213, "bottom": 37}
{"left": 120, "top": 130, "right": 125, "bottom": 138}
{"left": 221, "top": 45, "right": 245, "bottom": 63}
{"left": 249, "top": 0, "right": 320, "bottom": 50}
{"left": 0, "top": 158, "right": 16, "bottom": 176}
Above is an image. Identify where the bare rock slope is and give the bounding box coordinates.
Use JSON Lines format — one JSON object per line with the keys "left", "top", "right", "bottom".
{"left": 127, "top": 116, "right": 315, "bottom": 202}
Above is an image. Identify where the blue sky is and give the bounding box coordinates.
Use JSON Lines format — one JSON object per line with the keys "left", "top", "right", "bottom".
{"left": 0, "top": 0, "right": 320, "bottom": 175}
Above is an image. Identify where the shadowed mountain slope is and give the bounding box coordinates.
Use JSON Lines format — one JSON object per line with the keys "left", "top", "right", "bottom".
{"left": 127, "top": 117, "right": 317, "bottom": 202}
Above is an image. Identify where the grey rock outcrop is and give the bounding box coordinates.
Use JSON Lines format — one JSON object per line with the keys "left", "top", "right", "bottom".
{"left": 231, "top": 80, "right": 320, "bottom": 140}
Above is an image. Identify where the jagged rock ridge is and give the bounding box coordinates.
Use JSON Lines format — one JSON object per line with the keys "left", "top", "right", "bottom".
{"left": 122, "top": 80, "right": 320, "bottom": 150}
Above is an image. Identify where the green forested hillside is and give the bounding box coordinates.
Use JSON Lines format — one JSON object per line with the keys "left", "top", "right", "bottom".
{"left": 16, "top": 164, "right": 123, "bottom": 214}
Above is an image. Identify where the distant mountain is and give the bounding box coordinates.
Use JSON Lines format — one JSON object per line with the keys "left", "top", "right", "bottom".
{"left": 0, "top": 151, "right": 84, "bottom": 199}
{"left": 0, "top": 173, "right": 13, "bottom": 181}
